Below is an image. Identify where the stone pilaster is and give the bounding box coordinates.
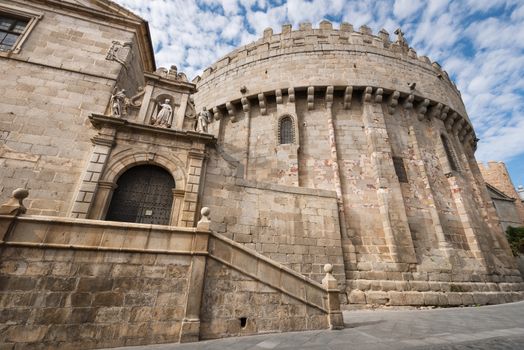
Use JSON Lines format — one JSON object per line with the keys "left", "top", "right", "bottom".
{"left": 179, "top": 209, "right": 211, "bottom": 342}
{"left": 70, "top": 128, "right": 115, "bottom": 218}
{"left": 361, "top": 88, "right": 416, "bottom": 264}
{"left": 180, "top": 144, "right": 206, "bottom": 227}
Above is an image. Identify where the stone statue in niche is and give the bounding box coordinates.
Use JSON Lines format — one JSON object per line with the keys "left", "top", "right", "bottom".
{"left": 196, "top": 107, "right": 211, "bottom": 133}
{"left": 151, "top": 99, "right": 173, "bottom": 128}
{"left": 109, "top": 87, "right": 128, "bottom": 117}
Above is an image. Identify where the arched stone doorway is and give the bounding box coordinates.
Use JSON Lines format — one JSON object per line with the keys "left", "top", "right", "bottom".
{"left": 106, "top": 165, "right": 175, "bottom": 225}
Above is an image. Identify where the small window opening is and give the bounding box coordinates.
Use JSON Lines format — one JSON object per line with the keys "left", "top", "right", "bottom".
{"left": 239, "top": 317, "right": 247, "bottom": 328}
{"left": 279, "top": 116, "right": 294, "bottom": 144}
{"left": 393, "top": 156, "right": 408, "bottom": 183}
{"left": 0, "top": 15, "right": 29, "bottom": 51}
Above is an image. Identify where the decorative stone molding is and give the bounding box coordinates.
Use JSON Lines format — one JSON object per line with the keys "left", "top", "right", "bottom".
{"left": 387, "top": 91, "right": 400, "bottom": 114}
{"left": 275, "top": 89, "right": 283, "bottom": 104}
{"left": 257, "top": 93, "right": 267, "bottom": 115}
{"left": 307, "top": 86, "right": 314, "bottom": 110}
{"left": 363, "top": 86, "right": 373, "bottom": 102}
{"left": 226, "top": 102, "right": 236, "bottom": 122}
{"left": 212, "top": 106, "right": 223, "bottom": 121}
{"left": 325, "top": 86, "right": 334, "bottom": 108}
{"left": 403, "top": 94, "right": 414, "bottom": 109}
{"left": 106, "top": 40, "right": 133, "bottom": 70}
{"left": 343, "top": 86, "right": 353, "bottom": 109}
{"left": 288, "top": 87, "right": 295, "bottom": 103}
{"left": 241, "top": 97, "right": 250, "bottom": 117}
{"left": 416, "top": 98, "right": 430, "bottom": 121}
{"left": 374, "top": 88, "right": 383, "bottom": 103}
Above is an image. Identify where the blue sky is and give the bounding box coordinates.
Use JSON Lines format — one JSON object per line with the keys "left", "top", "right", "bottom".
{"left": 114, "top": 0, "right": 524, "bottom": 189}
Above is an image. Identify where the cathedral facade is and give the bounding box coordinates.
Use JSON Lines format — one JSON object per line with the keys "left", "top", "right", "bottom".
{"left": 0, "top": 0, "right": 522, "bottom": 348}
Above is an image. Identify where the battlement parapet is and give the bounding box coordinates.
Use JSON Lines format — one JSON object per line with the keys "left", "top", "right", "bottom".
{"left": 194, "top": 21, "right": 459, "bottom": 96}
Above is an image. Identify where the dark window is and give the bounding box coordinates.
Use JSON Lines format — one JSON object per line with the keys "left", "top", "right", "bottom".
{"left": 106, "top": 165, "right": 175, "bottom": 225}
{"left": 0, "top": 15, "right": 28, "bottom": 51}
{"left": 279, "top": 116, "right": 294, "bottom": 144}
{"left": 393, "top": 156, "right": 408, "bottom": 183}
{"left": 441, "top": 135, "right": 459, "bottom": 172}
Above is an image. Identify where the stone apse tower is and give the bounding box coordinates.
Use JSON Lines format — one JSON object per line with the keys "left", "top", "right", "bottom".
{"left": 194, "top": 22, "right": 523, "bottom": 305}
{"left": 1, "top": 2, "right": 523, "bottom": 347}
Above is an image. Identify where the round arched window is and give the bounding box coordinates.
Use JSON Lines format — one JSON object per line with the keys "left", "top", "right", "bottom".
{"left": 279, "top": 116, "right": 294, "bottom": 144}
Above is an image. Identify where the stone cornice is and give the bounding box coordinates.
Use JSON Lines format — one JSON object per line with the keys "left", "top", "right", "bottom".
{"left": 202, "top": 85, "right": 476, "bottom": 149}
{"left": 144, "top": 72, "right": 196, "bottom": 93}
{"left": 88, "top": 114, "right": 217, "bottom": 146}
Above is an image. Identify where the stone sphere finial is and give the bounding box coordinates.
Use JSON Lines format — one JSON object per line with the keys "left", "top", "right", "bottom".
{"left": 323, "top": 263, "right": 333, "bottom": 273}
{"left": 0, "top": 188, "right": 29, "bottom": 216}
{"left": 197, "top": 207, "right": 211, "bottom": 231}
{"left": 12, "top": 188, "right": 29, "bottom": 200}
{"left": 201, "top": 207, "right": 210, "bottom": 219}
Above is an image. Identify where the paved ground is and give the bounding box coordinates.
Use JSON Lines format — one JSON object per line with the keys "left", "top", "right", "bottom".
{"left": 110, "top": 301, "right": 524, "bottom": 350}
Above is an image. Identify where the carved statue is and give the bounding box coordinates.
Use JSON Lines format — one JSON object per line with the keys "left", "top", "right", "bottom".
{"left": 109, "top": 88, "right": 128, "bottom": 117}
{"left": 394, "top": 28, "right": 408, "bottom": 48}
{"left": 151, "top": 99, "right": 173, "bottom": 128}
{"left": 106, "top": 41, "right": 133, "bottom": 70}
{"left": 197, "top": 107, "right": 211, "bottom": 133}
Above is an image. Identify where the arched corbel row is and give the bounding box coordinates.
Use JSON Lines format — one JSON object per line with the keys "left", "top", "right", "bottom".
{"left": 200, "top": 85, "right": 474, "bottom": 149}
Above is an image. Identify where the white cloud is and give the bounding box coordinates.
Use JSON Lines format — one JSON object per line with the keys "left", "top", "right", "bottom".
{"left": 113, "top": 0, "right": 524, "bottom": 174}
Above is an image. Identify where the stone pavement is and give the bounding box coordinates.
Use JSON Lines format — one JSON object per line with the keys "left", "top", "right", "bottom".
{"left": 109, "top": 301, "right": 524, "bottom": 350}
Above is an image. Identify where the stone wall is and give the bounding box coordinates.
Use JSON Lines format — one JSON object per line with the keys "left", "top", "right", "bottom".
{"left": 200, "top": 258, "right": 328, "bottom": 339}
{"left": 0, "top": 247, "right": 189, "bottom": 349}
{"left": 203, "top": 148, "right": 346, "bottom": 284}
{"left": 479, "top": 161, "right": 524, "bottom": 225}
{"left": 0, "top": 0, "right": 145, "bottom": 216}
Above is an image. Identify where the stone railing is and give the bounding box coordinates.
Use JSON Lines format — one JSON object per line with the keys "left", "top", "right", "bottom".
{"left": 0, "top": 190, "right": 343, "bottom": 348}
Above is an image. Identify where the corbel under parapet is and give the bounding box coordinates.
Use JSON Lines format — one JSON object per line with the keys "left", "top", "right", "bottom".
{"left": 428, "top": 102, "right": 443, "bottom": 120}
{"left": 326, "top": 86, "right": 334, "bottom": 109}
{"left": 241, "top": 97, "right": 250, "bottom": 118}
{"left": 275, "top": 89, "right": 283, "bottom": 104}
{"left": 403, "top": 94, "right": 414, "bottom": 109}
{"left": 374, "top": 88, "right": 383, "bottom": 103}
{"left": 307, "top": 86, "right": 315, "bottom": 110}
{"left": 438, "top": 106, "right": 450, "bottom": 121}
{"left": 288, "top": 87, "right": 295, "bottom": 103}
{"left": 416, "top": 99, "right": 430, "bottom": 121}
{"left": 343, "top": 86, "right": 353, "bottom": 109}
{"left": 387, "top": 91, "right": 400, "bottom": 114}
{"left": 226, "top": 102, "right": 237, "bottom": 122}
{"left": 363, "top": 86, "right": 373, "bottom": 103}
{"left": 258, "top": 93, "right": 267, "bottom": 115}
{"left": 212, "top": 106, "right": 223, "bottom": 121}
{"left": 444, "top": 112, "right": 458, "bottom": 131}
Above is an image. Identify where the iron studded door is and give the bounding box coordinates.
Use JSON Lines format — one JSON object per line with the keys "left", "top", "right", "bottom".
{"left": 106, "top": 165, "right": 175, "bottom": 225}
